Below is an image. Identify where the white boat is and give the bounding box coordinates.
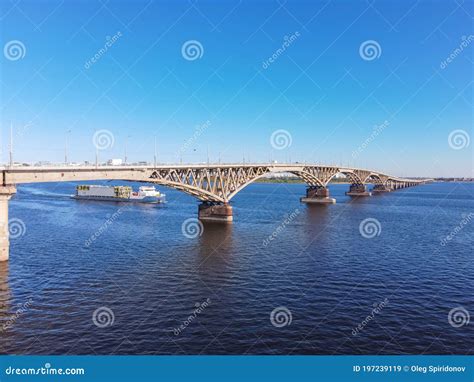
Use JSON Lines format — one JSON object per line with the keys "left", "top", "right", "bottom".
{"left": 72, "top": 185, "right": 165, "bottom": 203}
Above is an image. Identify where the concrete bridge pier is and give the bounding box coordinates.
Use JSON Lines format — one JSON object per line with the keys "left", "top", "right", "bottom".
{"left": 0, "top": 186, "right": 16, "bottom": 262}
{"left": 345, "top": 184, "right": 371, "bottom": 197}
{"left": 198, "top": 202, "right": 233, "bottom": 223}
{"left": 372, "top": 184, "right": 391, "bottom": 193}
{"left": 300, "top": 186, "right": 336, "bottom": 204}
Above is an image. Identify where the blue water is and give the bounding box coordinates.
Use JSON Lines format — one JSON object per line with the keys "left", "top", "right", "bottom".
{"left": 0, "top": 181, "right": 472, "bottom": 355}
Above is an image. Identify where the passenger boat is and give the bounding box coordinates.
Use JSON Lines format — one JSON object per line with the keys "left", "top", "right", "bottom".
{"left": 72, "top": 185, "right": 165, "bottom": 203}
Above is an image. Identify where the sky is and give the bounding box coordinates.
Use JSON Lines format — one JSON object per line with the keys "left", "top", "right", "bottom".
{"left": 0, "top": 0, "right": 472, "bottom": 177}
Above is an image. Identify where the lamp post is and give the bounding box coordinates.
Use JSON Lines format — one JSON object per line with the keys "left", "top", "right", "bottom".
{"left": 124, "top": 135, "right": 131, "bottom": 164}
{"left": 9, "top": 122, "right": 13, "bottom": 167}
{"left": 154, "top": 136, "right": 157, "bottom": 167}
{"left": 65, "top": 129, "right": 71, "bottom": 164}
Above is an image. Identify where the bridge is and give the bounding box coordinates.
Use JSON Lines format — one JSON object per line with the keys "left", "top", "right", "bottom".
{"left": 0, "top": 163, "right": 429, "bottom": 261}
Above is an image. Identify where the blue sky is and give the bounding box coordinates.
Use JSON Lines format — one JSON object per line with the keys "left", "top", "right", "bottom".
{"left": 0, "top": 0, "right": 472, "bottom": 177}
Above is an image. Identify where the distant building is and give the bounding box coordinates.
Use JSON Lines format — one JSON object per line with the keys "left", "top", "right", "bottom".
{"left": 35, "top": 161, "right": 52, "bottom": 166}
{"left": 107, "top": 159, "right": 123, "bottom": 166}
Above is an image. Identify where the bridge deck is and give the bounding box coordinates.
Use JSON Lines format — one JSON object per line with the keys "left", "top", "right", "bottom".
{"left": 1, "top": 164, "right": 427, "bottom": 185}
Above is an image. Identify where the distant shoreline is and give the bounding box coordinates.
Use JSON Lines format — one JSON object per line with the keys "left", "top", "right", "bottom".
{"left": 253, "top": 178, "right": 472, "bottom": 184}
{"left": 254, "top": 178, "right": 348, "bottom": 184}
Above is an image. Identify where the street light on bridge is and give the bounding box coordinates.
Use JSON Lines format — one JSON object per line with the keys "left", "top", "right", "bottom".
{"left": 9, "top": 122, "right": 13, "bottom": 167}
{"left": 124, "top": 135, "right": 131, "bottom": 164}
{"left": 154, "top": 136, "right": 157, "bottom": 167}
{"left": 65, "top": 129, "right": 71, "bottom": 164}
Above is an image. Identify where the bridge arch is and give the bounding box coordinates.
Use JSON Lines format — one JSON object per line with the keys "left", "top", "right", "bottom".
{"left": 147, "top": 167, "right": 326, "bottom": 202}
{"left": 135, "top": 165, "right": 423, "bottom": 203}
{"left": 146, "top": 178, "right": 226, "bottom": 202}
{"left": 324, "top": 170, "right": 364, "bottom": 187}
{"left": 363, "top": 173, "right": 385, "bottom": 186}
{"left": 226, "top": 169, "right": 325, "bottom": 201}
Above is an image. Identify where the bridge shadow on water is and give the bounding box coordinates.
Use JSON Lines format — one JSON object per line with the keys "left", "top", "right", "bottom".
{"left": 299, "top": 203, "right": 333, "bottom": 249}
{"left": 298, "top": 191, "right": 374, "bottom": 249}
{"left": 0, "top": 261, "right": 12, "bottom": 351}
{"left": 197, "top": 222, "right": 234, "bottom": 265}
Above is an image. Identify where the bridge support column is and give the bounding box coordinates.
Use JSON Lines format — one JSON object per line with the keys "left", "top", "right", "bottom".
{"left": 300, "top": 186, "right": 335, "bottom": 204}
{"left": 198, "top": 202, "right": 233, "bottom": 223}
{"left": 0, "top": 186, "right": 16, "bottom": 262}
{"left": 372, "top": 185, "right": 391, "bottom": 193}
{"left": 345, "top": 184, "right": 371, "bottom": 197}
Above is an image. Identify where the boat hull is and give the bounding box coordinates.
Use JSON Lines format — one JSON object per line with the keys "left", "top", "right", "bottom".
{"left": 72, "top": 195, "right": 165, "bottom": 203}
